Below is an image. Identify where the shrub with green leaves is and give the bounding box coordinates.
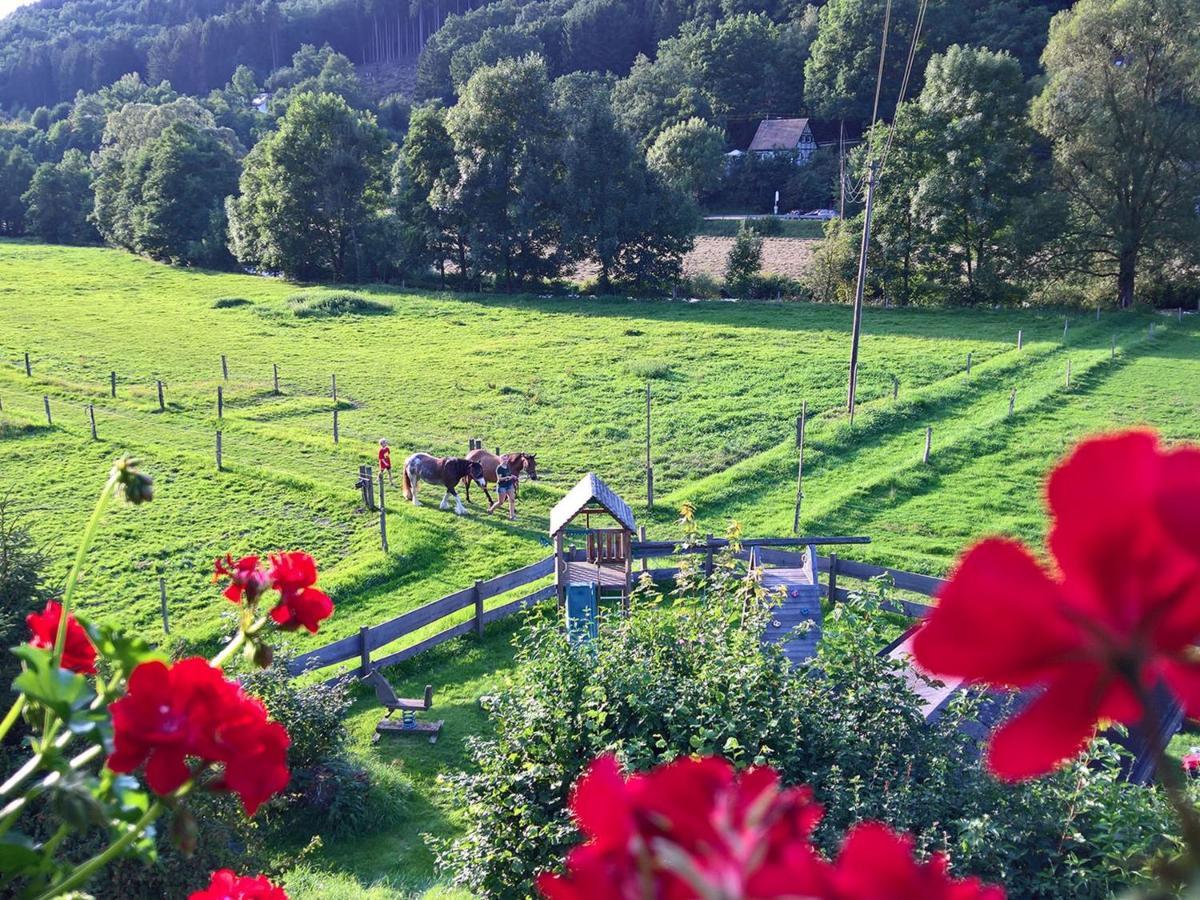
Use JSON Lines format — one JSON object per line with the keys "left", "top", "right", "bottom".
{"left": 725, "top": 223, "right": 764, "bottom": 296}
{"left": 439, "top": 547, "right": 1180, "bottom": 898}
{"left": 286, "top": 290, "right": 393, "bottom": 318}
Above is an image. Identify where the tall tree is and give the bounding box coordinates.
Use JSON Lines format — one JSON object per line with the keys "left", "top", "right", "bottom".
{"left": 21, "top": 149, "right": 99, "bottom": 244}
{"left": 227, "top": 91, "right": 391, "bottom": 281}
{"left": 646, "top": 116, "right": 725, "bottom": 200}
{"left": 1032, "top": 0, "right": 1200, "bottom": 307}
{"left": 804, "top": 0, "right": 931, "bottom": 123}
{"left": 868, "top": 45, "right": 1054, "bottom": 304}
{"left": 132, "top": 121, "right": 240, "bottom": 266}
{"left": 0, "top": 147, "right": 35, "bottom": 236}
{"left": 445, "top": 54, "right": 563, "bottom": 290}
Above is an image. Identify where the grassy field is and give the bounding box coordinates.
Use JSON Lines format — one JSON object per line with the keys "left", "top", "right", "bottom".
{"left": 1, "top": 239, "right": 1198, "bottom": 896}
{"left": 697, "top": 217, "right": 825, "bottom": 238}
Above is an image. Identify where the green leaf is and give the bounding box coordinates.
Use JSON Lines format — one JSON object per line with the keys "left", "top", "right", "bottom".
{"left": 0, "top": 832, "right": 41, "bottom": 876}
{"left": 95, "top": 624, "right": 167, "bottom": 683}
{"left": 11, "top": 646, "right": 93, "bottom": 720}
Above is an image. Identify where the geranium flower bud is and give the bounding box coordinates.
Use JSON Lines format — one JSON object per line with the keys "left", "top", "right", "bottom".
{"left": 112, "top": 455, "right": 154, "bottom": 505}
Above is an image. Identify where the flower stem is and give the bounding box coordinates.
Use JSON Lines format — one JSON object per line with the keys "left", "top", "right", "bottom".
{"left": 210, "top": 629, "right": 247, "bottom": 669}
{"left": 33, "top": 800, "right": 163, "bottom": 900}
{"left": 53, "top": 471, "right": 119, "bottom": 662}
{"left": 0, "top": 696, "right": 25, "bottom": 745}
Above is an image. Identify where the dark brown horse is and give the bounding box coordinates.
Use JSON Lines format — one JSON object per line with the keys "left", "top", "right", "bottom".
{"left": 403, "top": 453, "right": 485, "bottom": 515}
{"left": 463, "top": 450, "right": 539, "bottom": 505}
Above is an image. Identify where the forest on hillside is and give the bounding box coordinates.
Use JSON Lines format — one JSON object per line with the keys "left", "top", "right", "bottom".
{"left": 0, "top": 0, "right": 1197, "bottom": 308}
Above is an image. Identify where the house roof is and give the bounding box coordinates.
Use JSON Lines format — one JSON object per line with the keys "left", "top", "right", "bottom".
{"left": 749, "top": 118, "right": 811, "bottom": 152}
{"left": 550, "top": 473, "right": 637, "bottom": 537}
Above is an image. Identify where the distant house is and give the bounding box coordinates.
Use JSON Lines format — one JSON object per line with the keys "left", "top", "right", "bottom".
{"left": 748, "top": 118, "right": 817, "bottom": 164}
{"left": 251, "top": 92, "right": 271, "bottom": 114}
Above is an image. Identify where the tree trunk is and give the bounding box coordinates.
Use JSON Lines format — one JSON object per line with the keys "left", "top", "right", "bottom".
{"left": 1117, "top": 246, "right": 1137, "bottom": 309}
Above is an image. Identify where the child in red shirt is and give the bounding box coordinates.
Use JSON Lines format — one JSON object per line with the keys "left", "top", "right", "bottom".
{"left": 378, "top": 439, "right": 394, "bottom": 486}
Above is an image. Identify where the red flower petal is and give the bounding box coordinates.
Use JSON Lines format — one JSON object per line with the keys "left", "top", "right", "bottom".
{"left": 1158, "top": 446, "right": 1200, "bottom": 562}
{"left": 145, "top": 747, "right": 190, "bottom": 796}
{"left": 912, "top": 539, "right": 1078, "bottom": 686}
{"left": 985, "top": 672, "right": 1114, "bottom": 781}
{"left": 569, "top": 754, "right": 633, "bottom": 850}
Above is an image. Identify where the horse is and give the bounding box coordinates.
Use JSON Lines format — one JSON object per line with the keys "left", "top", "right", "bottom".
{"left": 462, "top": 450, "right": 539, "bottom": 505}
{"left": 402, "top": 453, "right": 486, "bottom": 516}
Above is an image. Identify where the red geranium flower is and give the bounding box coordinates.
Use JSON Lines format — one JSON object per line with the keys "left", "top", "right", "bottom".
{"left": 107, "top": 658, "right": 290, "bottom": 815}
{"left": 189, "top": 869, "right": 288, "bottom": 900}
{"left": 828, "top": 822, "right": 1004, "bottom": 900}
{"left": 537, "top": 754, "right": 828, "bottom": 900}
{"left": 214, "top": 554, "right": 270, "bottom": 605}
{"left": 267, "top": 552, "right": 333, "bottom": 633}
{"left": 912, "top": 430, "right": 1200, "bottom": 780}
{"left": 26, "top": 601, "right": 97, "bottom": 675}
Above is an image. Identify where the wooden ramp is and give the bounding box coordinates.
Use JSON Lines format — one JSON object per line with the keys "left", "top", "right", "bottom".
{"left": 757, "top": 548, "right": 823, "bottom": 666}
{"left": 884, "top": 631, "right": 964, "bottom": 721}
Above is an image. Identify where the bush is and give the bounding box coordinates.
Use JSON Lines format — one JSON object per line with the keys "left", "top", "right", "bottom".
{"left": 679, "top": 272, "right": 723, "bottom": 298}
{"left": 286, "top": 291, "right": 393, "bottom": 318}
{"left": 212, "top": 296, "right": 252, "bottom": 308}
{"left": 439, "top": 541, "right": 1178, "bottom": 898}
{"left": 625, "top": 358, "right": 674, "bottom": 379}
{"left": 725, "top": 223, "right": 764, "bottom": 296}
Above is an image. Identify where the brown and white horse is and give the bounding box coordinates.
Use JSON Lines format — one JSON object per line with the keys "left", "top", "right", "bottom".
{"left": 403, "top": 453, "right": 486, "bottom": 516}
{"left": 463, "top": 450, "right": 539, "bottom": 505}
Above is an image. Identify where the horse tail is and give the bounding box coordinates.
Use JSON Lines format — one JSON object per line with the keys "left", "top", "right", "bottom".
{"left": 402, "top": 465, "right": 413, "bottom": 501}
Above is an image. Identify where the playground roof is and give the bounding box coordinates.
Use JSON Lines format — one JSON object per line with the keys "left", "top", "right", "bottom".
{"left": 550, "top": 473, "right": 637, "bottom": 537}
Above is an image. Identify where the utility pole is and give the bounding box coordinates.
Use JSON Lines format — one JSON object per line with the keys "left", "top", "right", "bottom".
{"left": 846, "top": 159, "right": 879, "bottom": 415}
{"left": 838, "top": 120, "right": 846, "bottom": 221}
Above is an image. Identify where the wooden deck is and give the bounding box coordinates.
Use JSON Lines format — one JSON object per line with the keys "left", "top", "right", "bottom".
{"left": 565, "top": 561, "right": 628, "bottom": 589}
{"left": 886, "top": 633, "right": 964, "bottom": 720}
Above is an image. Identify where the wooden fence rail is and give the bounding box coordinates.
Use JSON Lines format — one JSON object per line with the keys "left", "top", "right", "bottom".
{"left": 288, "top": 537, "right": 945, "bottom": 686}
{"left": 287, "top": 555, "right": 555, "bottom": 680}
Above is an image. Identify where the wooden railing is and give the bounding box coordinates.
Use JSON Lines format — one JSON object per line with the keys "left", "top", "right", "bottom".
{"left": 287, "top": 555, "right": 555, "bottom": 684}
{"left": 288, "top": 534, "right": 952, "bottom": 686}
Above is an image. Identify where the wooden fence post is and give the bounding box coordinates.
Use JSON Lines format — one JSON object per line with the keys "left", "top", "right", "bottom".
{"left": 221, "top": 354, "right": 228, "bottom": 380}
{"left": 793, "top": 400, "right": 807, "bottom": 534}
{"left": 272, "top": 363, "right": 280, "bottom": 395}
{"left": 331, "top": 374, "right": 337, "bottom": 405}
{"left": 333, "top": 408, "right": 339, "bottom": 444}
{"left": 1096, "top": 306, "right": 1101, "bottom": 321}
{"left": 891, "top": 375, "right": 899, "bottom": 399}
{"left": 217, "top": 385, "right": 223, "bottom": 419}
{"left": 922, "top": 426, "right": 932, "bottom": 464}
{"left": 24, "top": 352, "right": 31, "bottom": 376}
{"left": 156, "top": 380, "right": 165, "bottom": 411}
{"left": 110, "top": 371, "right": 116, "bottom": 398}
{"left": 1063, "top": 318, "right": 1069, "bottom": 343}
{"left": 1008, "top": 388, "right": 1016, "bottom": 417}
{"left": 638, "top": 525, "right": 647, "bottom": 573}
{"left": 159, "top": 576, "right": 169, "bottom": 634}
{"left": 965, "top": 352, "right": 972, "bottom": 374}
{"left": 849, "top": 364, "right": 858, "bottom": 425}
{"left": 474, "top": 580, "right": 484, "bottom": 637}
{"left": 88, "top": 404, "right": 96, "bottom": 440}
{"left": 359, "top": 626, "right": 371, "bottom": 676}
{"left": 1065, "top": 359, "right": 1071, "bottom": 389}
{"left": 1017, "top": 329, "right": 1023, "bottom": 350}
{"left": 216, "top": 431, "right": 223, "bottom": 471}
{"left": 828, "top": 553, "right": 838, "bottom": 602}
{"left": 378, "top": 471, "right": 388, "bottom": 553}
{"left": 645, "top": 383, "right": 653, "bottom": 510}
{"left": 43, "top": 395, "right": 51, "bottom": 426}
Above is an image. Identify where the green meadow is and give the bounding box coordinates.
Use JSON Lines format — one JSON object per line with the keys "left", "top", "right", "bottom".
{"left": 1, "top": 239, "right": 1198, "bottom": 895}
